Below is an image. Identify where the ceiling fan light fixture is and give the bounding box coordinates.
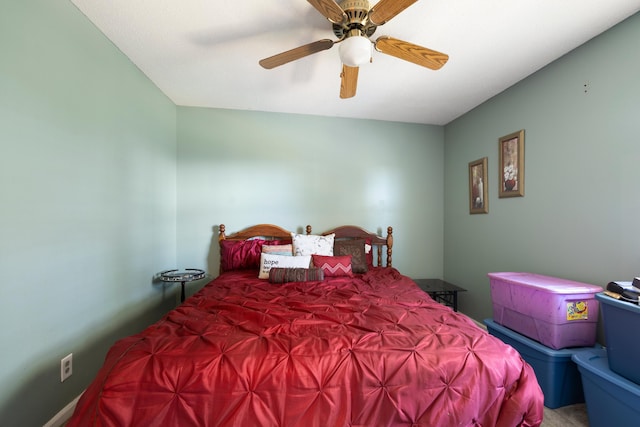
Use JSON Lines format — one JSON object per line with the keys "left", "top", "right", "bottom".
{"left": 338, "top": 35, "right": 371, "bottom": 67}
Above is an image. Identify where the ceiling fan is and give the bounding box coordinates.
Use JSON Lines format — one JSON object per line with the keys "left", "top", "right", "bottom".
{"left": 259, "top": 0, "right": 449, "bottom": 99}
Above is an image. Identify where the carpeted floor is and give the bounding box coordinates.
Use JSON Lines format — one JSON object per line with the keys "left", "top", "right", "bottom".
{"left": 542, "top": 403, "right": 589, "bottom": 426}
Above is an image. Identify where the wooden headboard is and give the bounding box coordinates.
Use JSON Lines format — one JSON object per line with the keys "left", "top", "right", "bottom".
{"left": 308, "top": 225, "right": 393, "bottom": 267}
{"left": 218, "top": 223, "right": 293, "bottom": 241}
{"left": 218, "top": 223, "right": 393, "bottom": 268}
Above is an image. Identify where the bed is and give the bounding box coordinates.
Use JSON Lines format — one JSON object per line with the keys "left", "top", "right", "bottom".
{"left": 68, "top": 223, "right": 543, "bottom": 426}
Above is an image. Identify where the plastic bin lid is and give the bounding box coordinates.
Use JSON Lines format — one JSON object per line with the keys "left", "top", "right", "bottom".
{"left": 572, "top": 349, "right": 640, "bottom": 396}
{"left": 596, "top": 292, "right": 640, "bottom": 314}
{"left": 483, "top": 319, "right": 601, "bottom": 356}
{"left": 487, "top": 272, "right": 603, "bottom": 294}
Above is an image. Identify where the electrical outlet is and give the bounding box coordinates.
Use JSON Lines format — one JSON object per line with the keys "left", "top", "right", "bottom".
{"left": 61, "top": 353, "right": 73, "bottom": 382}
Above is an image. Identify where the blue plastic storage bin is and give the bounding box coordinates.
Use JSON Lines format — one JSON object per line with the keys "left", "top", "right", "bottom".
{"left": 595, "top": 292, "right": 640, "bottom": 384}
{"left": 572, "top": 349, "right": 640, "bottom": 427}
{"left": 484, "top": 319, "right": 597, "bottom": 409}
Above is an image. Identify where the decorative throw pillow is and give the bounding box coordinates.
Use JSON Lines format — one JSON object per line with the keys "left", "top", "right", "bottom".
{"left": 258, "top": 253, "right": 312, "bottom": 279}
{"left": 220, "top": 239, "right": 290, "bottom": 271}
{"left": 220, "top": 239, "right": 265, "bottom": 271}
{"left": 291, "top": 233, "right": 335, "bottom": 256}
{"left": 312, "top": 254, "right": 353, "bottom": 277}
{"left": 262, "top": 244, "right": 293, "bottom": 256}
{"left": 334, "top": 239, "right": 368, "bottom": 274}
{"left": 268, "top": 267, "right": 324, "bottom": 284}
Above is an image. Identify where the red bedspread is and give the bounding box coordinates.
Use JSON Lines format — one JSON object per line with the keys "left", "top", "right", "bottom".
{"left": 69, "top": 268, "right": 543, "bottom": 426}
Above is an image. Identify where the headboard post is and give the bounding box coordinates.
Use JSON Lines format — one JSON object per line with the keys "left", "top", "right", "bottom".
{"left": 219, "top": 224, "right": 226, "bottom": 241}
{"left": 386, "top": 226, "right": 393, "bottom": 267}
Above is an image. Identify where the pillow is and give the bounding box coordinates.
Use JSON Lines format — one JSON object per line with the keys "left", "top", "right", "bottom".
{"left": 312, "top": 254, "right": 353, "bottom": 277}
{"left": 220, "top": 239, "right": 290, "bottom": 272}
{"left": 268, "top": 267, "right": 324, "bottom": 284}
{"left": 333, "top": 239, "right": 368, "bottom": 274}
{"left": 365, "top": 238, "right": 374, "bottom": 267}
{"left": 220, "top": 239, "right": 265, "bottom": 272}
{"left": 291, "top": 233, "right": 335, "bottom": 256}
{"left": 258, "top": 253, "right": 312, "bottom": 279}
{"left": 262, "top": 244, "right": 293, "bottom": 256}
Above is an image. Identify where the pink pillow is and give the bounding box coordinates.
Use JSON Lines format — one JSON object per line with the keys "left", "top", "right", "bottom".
{"left": 312, "top": 254, "right": 353, "bottom": 277}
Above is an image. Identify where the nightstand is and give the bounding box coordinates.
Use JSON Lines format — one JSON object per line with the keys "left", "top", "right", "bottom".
{"left": 159, "top": 269, "right": 206, "bottom": 303}
{"left": 413, "top": 279, "right": 467, "bottom": 312}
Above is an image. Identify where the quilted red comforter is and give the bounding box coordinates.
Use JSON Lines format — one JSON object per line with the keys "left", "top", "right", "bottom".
{"left": 69, "top": 268, "right": 543, "bottom": 426}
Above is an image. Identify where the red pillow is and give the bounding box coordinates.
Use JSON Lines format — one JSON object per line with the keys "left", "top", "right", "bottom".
{"left": 312, "top": 254, "right": 353, "bottom": 277}
{"left": 365, "top": 238, "right": 374, "bottom": 267}
{"left": 220, "top": 239, "right": 264, "bottom": 272}
{"left": 220, "top": 239, "right": 290, "bottom": 272}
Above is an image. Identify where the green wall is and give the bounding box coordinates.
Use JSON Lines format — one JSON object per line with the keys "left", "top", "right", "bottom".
{"left": 0, "top": 1, "right": 177, "bottom": 425}
{"left": 443, "top": 12, "right": 640, "bottom": 323}
{"left": 175, "top": 106, "right": 445, "bottom": 288}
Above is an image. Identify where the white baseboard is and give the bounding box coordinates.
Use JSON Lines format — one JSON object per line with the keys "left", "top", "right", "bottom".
{"left": 43, "top": 392, "right": 82, "bottom": 427}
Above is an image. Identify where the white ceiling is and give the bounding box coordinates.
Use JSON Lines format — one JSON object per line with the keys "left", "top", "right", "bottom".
{"left": 70, "top": 0, "right": 640, "bottom": 125}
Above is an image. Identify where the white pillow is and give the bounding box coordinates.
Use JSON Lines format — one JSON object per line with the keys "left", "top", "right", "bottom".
{"left": 291, "top": 233, "right": 335, "bottom": 256}
{"left": 258, "top": 253, "right": 312, "bottom": 279}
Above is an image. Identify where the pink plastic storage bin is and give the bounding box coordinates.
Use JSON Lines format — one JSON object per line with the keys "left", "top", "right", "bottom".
{"left": 488, "top": 272, "right": 602, "bottom": 349}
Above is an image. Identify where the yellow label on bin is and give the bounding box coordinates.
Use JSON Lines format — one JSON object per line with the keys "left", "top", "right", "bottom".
{"left": 567, "top": 301, "right": 588, "bottom": 320}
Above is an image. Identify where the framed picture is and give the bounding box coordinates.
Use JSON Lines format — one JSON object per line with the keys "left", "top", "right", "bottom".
{"left": 469, "top": 157, "right": 488, "bottom": 214}
{"left": 498, "top": 130, "right": 525, "bottom": 198}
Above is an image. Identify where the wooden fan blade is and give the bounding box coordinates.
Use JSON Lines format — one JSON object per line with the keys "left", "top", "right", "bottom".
{"left": 307, "top": 0, "right": 346, "bottom": 24}
{"left": 259, "top": 39, "right": 334, "bottom": 69}
{"left": 375, "top": 36, "right": 448, "bottom": 70}
{"left": 340, "top": 65, "right": 359, "bottom": 99}
{"left": 369, "top": 0, "right": 417, "bottom": 26}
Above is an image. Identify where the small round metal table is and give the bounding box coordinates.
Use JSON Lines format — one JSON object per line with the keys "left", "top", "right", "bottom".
{"left": 159, "top": 269, "right": 206, "bottom": 303}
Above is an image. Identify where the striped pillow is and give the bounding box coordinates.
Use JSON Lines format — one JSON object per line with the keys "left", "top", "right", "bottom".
{"left": 268, "top": 267, "right": 324, "bottom": 284}
{"left": 262, "top": 244, "right": 293, "bottom": 256}
{"left": 312, "top": 255, "right": 353, "bottom": 277}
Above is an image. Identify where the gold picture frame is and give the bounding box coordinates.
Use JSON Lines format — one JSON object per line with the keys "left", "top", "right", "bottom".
{"left": 469, "top": 157, "right": 488, "bottom": 214}
{"left": 499, "top": 130, "right": 525, "bottom": 198}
